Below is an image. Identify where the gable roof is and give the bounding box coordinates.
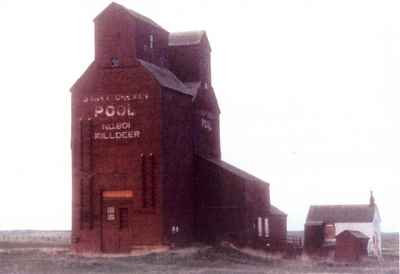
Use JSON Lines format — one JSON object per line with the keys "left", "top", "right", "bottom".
{"left": 95, "top": 2, "right": 166, "bottom": 31}
{"left": 336, "top": 230, "right": 369, "bottom": 239}
{"left": 306, "top": 204, "right": 375, "bottom": 223}
{"left": 169, "top": 31, "right": 208, "bottom": 47}
{"left": 138, "top": 59, "right": 191, "bottom": 96}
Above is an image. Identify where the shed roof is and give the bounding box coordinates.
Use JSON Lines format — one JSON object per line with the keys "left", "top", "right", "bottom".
{"left": 184, "top": 82, "right": 202, "bottom": 98}
{"left": 201, "top": 156, "right": 268, "bottom": 185}
{"left": 138, "top": 59, "right": 191, "bottom": 96}
{"left": 269, "top": 205, "right": 287, "bottom": 216}
{"left": 169, "top": 31, "right": 206, "bottom": 46}
{"left": 306, "top": 204, "right": 375, "bottom": 223}
{"left": 336, "top": 230, "right": 369, "bottom": 239}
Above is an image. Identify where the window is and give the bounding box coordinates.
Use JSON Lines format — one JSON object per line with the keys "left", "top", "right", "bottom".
{"left": 171, "top": 225, "right": 180, "bottom": 234}
{"left": 264, "top": 218, "right": 269, "bottom": 237}
{"left": 111, "top": 57, "right": 120, "bottom": 67}
{"left": 106, "top": 206, "right": 115, "bottom": 221}
{"left": 149, "top": 34, "right": 154, "bottom": 49}
{"left": 257, "top": 217, "right": 262, "bottom": 237}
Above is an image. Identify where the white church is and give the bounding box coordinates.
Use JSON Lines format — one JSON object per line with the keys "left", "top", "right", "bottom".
{"left": 305, "top": 192, "right": 382, "bottom": 256}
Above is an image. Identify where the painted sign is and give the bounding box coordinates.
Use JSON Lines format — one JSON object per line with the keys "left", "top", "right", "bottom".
{"left": 82, "top": 93, "right": 147, "bottom": 141}
{"left": 201, "top": 118, "right": 212, "bottom": 131}
{"left": 93, "top": 120, "right": 140, "bottom": 140}
{"left": 103, "top": 190, "right": 133, "bottom": 199}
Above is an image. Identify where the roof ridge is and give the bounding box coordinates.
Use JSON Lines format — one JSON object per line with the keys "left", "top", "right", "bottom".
{"left": 169, "top": 31, "right": 207, "bottom": 47}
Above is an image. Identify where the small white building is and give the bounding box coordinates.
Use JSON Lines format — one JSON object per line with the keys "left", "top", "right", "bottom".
{"left": 305, "top": 192, "right": 381, "bottom": 256}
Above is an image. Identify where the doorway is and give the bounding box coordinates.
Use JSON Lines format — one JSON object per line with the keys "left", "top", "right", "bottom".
{"left": 101, "top": 201, "right": 132, "bottom": 253}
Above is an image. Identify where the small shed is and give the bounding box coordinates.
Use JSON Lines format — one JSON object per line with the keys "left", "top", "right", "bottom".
{"left": 335, "top": 230, "right": 369, "bottom": 262}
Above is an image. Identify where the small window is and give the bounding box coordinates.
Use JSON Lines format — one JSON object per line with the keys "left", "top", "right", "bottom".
{"left": 149, "top": 34, "right": 154, "bottom": 49}
{"left": 171, "top": 225, "right": 180, "bottom": 234}
{"left": 264, "top": 218, "right": 269, "bottom": 237}
{"left": 111, "top": 57, "right": 120, "bottom": 67}
{"left": 257, "top": 217, "right": 262, "bottom": 237}
{"left": 106, "top": 207, "right": 115, "bottom": 221}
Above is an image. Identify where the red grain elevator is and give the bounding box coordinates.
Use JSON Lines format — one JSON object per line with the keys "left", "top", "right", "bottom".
{"left": 71, "top": 2, "right": 285, "bottom": 253}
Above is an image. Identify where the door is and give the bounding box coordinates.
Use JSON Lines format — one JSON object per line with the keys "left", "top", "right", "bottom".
{"left": 102, "top": 202, "right": 132, "bottom": 253}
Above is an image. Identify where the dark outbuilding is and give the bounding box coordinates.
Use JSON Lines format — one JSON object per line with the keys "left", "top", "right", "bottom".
{"left": 335, "top": 230, "right": 369, "bottom": 262}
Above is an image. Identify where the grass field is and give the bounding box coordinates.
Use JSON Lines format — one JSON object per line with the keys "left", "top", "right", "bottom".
{"left": 0, "top": 231, "right": 398, "bottom": 274}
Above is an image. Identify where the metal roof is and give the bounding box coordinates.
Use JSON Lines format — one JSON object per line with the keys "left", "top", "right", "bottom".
{"left": 138, "top": 59, "right": 191, "bottom": 96}
{"left": 169, "top": 31, "right": 206, "bottom": 46}
{"left": 306, "top": 204, "right": 375, "bottom": 223}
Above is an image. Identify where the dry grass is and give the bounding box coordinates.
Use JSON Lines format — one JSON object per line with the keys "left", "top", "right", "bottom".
{"left": 0, "top": 231, "right": 398, "bottom": 274}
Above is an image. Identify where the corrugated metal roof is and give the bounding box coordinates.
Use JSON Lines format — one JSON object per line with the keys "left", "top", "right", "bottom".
{"left": 306, "top": 205, "right": 375, "bottom": 223}
{"left": 169, "top": 31, "right": 206, "bottom": 46}
{"left": 200, "top": 156, "right": 268, "bottom": 185}
{"left": 337, "top": 230, "right": 369, "bottom": 239}
{"left": 138, "top": 59, "right": 191, "bottom": 96}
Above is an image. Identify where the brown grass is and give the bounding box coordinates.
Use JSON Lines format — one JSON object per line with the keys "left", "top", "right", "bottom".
{"left": 0, "top": 231, "right": 398, "bottom": 274}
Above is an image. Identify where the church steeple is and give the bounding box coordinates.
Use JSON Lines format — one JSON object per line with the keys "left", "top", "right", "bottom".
{"left": 369, "top": 190, "right": 375, "bottom": 207}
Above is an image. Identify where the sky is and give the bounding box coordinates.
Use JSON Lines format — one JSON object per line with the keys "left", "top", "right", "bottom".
{"left": 0, "top": 0, "right": 399, "bottom": 232}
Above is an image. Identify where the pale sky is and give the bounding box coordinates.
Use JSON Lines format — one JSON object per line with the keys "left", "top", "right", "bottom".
{"left": 0, "top": 0, "right": 399, "bottom": 232}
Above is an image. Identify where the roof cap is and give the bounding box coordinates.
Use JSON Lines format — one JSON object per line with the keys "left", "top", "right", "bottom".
{"left": 169, "top": 31, "right": 207, "bottom": 47}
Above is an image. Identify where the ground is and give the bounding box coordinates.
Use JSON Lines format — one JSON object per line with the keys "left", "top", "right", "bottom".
{"left": 0, "top": 231, "right": 398, "bottom": 274}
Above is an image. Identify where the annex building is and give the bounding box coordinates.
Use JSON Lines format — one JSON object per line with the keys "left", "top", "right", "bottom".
{"left": 304, "top": 193, "right": 381, "bottom": 257}
{"left": 70, "top": 2, "right": 286, "bottom": 253}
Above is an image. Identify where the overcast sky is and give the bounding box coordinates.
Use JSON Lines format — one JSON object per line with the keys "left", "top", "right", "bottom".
{"left": 0, "top": 0, "right": 398, "bottom": 232}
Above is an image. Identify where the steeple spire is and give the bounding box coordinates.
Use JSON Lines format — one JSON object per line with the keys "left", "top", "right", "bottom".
{"left": 369, "top": 190, "right": 375, "bottom": 207}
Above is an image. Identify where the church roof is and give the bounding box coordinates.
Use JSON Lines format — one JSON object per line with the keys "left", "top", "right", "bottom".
{"left": 138, "top": 59, "right": 192, "bottom": 96}
{"left": 306, "top": 204, "right": 376, "bottom": 224}
{"left": 169, "top": 31, "right": 207, "bottom": 47}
